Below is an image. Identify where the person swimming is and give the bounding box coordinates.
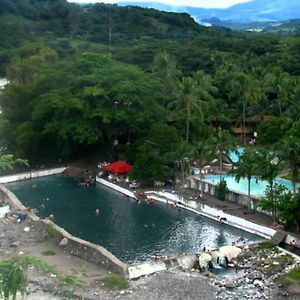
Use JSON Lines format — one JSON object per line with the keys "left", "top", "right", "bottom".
{"left": 95, "top": 208, "right": 100, "bottom": 216}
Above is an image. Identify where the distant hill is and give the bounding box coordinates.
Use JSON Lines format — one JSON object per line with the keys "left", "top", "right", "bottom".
{"left": 204, "top": 19, "right": 300, "bottom": 35}
{"left": 118, "top": 0, "right": 300, "bottom": 24}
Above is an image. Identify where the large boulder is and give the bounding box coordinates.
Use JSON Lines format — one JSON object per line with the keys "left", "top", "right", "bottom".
{"left": 177, "top": 254, "right": 198, "bottom": 270}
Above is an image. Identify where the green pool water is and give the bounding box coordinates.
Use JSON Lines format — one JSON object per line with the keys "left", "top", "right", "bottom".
{"left": 6, "top": 176, "right": 261, "bottom": 263}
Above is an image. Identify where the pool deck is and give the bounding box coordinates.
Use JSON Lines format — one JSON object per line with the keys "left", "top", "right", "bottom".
{"left": 98, "top": 176, "right": 300, "bottom": 242}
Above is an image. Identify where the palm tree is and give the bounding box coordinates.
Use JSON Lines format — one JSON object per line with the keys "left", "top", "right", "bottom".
{"left": 168, "top": 76, "right": 198, "bottom": 142}
{"left": 265, "top": 67, "right": 291, "bottom": 116}
{"left": 191, "top": 142, "right": 213, "bottom": 198}
{"left": 207, "top": 129, "right": 236, "bottom": 181}
{"left": 257, "top": 152, "right": 284, "bottom": 193}
{"left": 0, "top": 154, "right": 29, "bottom": 173}
{"left": 230, "top": 73, "right": 259, "bottom": 144}
{"left": 175, "top": 140, "right": 193, "bottom": 189}
{"left": 152, "top": 52, "right": 180, "bottom": 107}
{"left": 205, "top": 98, "right": 232, "bottom": 128}
{"left": 168, "top": 71, "right": 216, "bottom": 142}
{"left": 232, "top": 148, "right": 261, "bottom": 210}
{"left": 277, "top": 135, "right": 300, "bottom": 195}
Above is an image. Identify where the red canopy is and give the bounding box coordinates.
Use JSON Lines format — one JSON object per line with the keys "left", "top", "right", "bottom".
{"left": 105, "top": 160, "right": 132, "bottom": 174}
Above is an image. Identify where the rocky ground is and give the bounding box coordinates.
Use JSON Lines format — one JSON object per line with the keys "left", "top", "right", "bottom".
{"left": 1, "top": 213, "right": 300, "bottom": 299}
{"left": 214, "top": 243, "right": 300, "bottom": 300}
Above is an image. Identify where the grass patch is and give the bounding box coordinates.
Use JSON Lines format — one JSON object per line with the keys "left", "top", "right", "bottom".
{"left": 101, "top": 273, "right": 129, "bottom": 290}
{"left": 45, "top": 224, "right": 62, "bottom": 239}
{"left": 280, "top": 268, "right": 300, "bottom": 286}
{"left": 258, "top": 241, "right": 276, "bottom": 249}
{"left": 42, "top": 250, "right": 56, "bottom": 256}
{"left": 289, "top": 269, "right": 300, "bottom": 281}
{"left": 280, "top": 277, "right": 294, "bottom": 286}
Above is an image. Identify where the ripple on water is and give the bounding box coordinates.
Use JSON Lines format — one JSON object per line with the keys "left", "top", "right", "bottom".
{"left": 6, "top": 176, "right": 261, "bottom": 263}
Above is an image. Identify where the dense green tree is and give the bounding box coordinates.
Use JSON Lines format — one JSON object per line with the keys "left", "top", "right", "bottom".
{"left": 258, "top": 183, "right": 288, "bottom": 222}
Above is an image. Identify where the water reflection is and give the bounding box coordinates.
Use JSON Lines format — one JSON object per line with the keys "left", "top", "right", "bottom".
{"left": 7, "top": 176, "right": 261, "bottom": 263}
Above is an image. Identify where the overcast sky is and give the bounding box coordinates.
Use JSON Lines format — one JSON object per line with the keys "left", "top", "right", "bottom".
{"left": 68, "top": 0, "right": 252, "bottom": 9}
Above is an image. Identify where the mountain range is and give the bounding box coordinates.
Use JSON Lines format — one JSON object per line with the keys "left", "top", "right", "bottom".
{"left": 117, "top": 0, "right": 300, "bottom": 25}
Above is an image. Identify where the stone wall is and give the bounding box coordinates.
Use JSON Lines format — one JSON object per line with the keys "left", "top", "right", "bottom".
{"left": 0, "top": 182, "right": 128, "bottom": 276}
{"left": 42, "top": 219, "right": 128, "bottom": 275}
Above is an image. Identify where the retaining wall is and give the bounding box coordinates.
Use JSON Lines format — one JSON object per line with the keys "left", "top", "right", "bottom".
{"left": 0, "top": 167, "right": 66, "bottom": 183}
{"left": 0, "top": 181, "right": 128, "bottom": 276}
{"left": 42, "top": 219, "right": 128, "bottom": 275}
{"left": 96, "top": 177, "right": 137, "bottom": 199}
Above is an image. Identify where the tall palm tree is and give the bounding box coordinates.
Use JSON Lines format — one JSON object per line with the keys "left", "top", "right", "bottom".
{"left": 191, "top": 142, "right": 213, "bottom": 197}
{"left": 168, "top": 76, "right": 198, "bottom": 142}
{"left": 232, "top": 148, "right": 261, "bottom": 210}
{"left": 207, "top": 129, "right": 236, "bottom": 181}
{"left": 152, "top": 52, "right": 180, "bottom": 108}
{"left": 285, "top": 78, "right": 300, "bottom": 122}
{"left": 230, "top": 73, "right": 259, "bottom": 144}
{"left": 169, "top": 71, "right": 217, "bottom": 142}
{"left": 257, "top": 152, "right": 284, "bottom": 193}
{"left": 175, "top": 140, "right": 193, "bottom": 189}
{"left": 265, "top": 67, "right": 291, "bottom": 117}
{"left": 278, "top": 135, "right": 300, "bottom": 195}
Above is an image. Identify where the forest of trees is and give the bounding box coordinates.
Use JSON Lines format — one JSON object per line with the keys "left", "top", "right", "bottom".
{"left": 0, "top": 0, "right": 299, "bottom": 178}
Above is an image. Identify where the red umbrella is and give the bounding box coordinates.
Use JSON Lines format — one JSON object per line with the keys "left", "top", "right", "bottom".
{"left": 105, "top": 160, "right": 132, "bottom": 174}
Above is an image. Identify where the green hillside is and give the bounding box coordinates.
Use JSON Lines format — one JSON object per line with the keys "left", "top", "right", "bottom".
{"left": 0, "top": 0, "right": 299, "bottom": 176}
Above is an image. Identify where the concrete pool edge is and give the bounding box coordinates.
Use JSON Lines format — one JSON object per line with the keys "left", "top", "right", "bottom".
{"left": 95, "top": 177, "right": 275, "bottom": 240}
{"left": 0, "top": 167, "right": 67, "bottom": 183}
{"left": 0, "top": 179, "right": 129, "bottom": 277}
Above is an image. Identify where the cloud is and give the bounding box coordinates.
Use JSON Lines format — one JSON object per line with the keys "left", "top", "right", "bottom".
{"left": 67, "top": 0, "right": 253, "bottom": 9}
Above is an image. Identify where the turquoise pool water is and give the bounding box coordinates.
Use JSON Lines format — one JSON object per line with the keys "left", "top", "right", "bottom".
{"left": 227, "top": 147, "right": 244, "bottom": 163}
{"left": 6, "top": 176, "right": 261, "bottom": 263}
{"left": 204, "top": 175, "right": 293, "bottom": 197}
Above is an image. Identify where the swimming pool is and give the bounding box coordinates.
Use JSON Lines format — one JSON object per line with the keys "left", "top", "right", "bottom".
{"left": 227, "top": 147, "right": 244, "bottom": 163}
{"left": 6, "top": 176, "right": 261, "bottom": 263}
{"left": 203, "top": 175, "right": 293, "bottom": 197}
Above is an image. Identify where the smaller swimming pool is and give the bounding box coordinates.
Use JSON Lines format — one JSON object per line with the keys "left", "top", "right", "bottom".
{"left": 227, "top": 147, "right": 244, "bottom": 163}
{"left": 203, "top": 175, "right": 293, "bottom": 197}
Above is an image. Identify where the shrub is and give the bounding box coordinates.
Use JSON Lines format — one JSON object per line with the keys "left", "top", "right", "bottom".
{"left": 101, "top": 273, "right": 129, "bottom": 290}
{"left": 216, "top": 179, "right": 229, "bottom": 201}
{"left": 42, "top": 250, "right": 56, "bottom": 256}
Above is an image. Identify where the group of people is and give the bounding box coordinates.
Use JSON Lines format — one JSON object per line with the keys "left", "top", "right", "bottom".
{"left": 78, "top": 170, "right": 95, "bottom": 187}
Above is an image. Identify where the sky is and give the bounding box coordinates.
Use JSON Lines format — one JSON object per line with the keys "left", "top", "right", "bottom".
{"left": 68, "top": 0, "right": 253, "bottom": 9}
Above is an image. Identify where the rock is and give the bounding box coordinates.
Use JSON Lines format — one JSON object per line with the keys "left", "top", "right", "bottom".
{"left": 59, "top": 237, "right": 68, "bottom": 246}
{"left": 253, "top": 280, "right": 264, "bottom": 288}
{"left": 225, "top": 279, "right": 236, "bottom": 289}
{"left": 24, "top": 227, "right": 30, "bottom": 232}
{"left": 177, "top": 254, "right": 198, "bottom": 270}
{"left": 10, "top": 241, "right": 20, "bottom": 247}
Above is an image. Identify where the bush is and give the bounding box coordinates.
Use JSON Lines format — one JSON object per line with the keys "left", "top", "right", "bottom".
{"left": 42, "top": 250, "right": 56, "bottom": 256}
{"left": 216, "top": 179, "right": 229, "bottom": 201}
{"left": 101, "top": 273, "right": 129, "bottom": 290}
{"left": 258, "top": 241, "right": 276, "bottom": 249}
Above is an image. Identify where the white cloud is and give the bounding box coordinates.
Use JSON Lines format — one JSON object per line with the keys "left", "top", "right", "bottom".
{"left": 67, "top": 0, "right": 253, "bottom": 9}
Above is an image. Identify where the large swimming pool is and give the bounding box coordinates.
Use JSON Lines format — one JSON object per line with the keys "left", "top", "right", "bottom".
{"left": 204, "top": 175, "right": 293, "bottom": 197}
{"left": 6, "top": 176, "right": 261, "bottom": 263}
